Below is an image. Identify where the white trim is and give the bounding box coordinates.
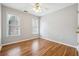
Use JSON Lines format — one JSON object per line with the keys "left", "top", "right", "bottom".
{"left": 41, "top": 36, "right": 77, "bottom": 48}
{"left": 2, "top": 37, "right": 38, "bottom": 46}
{"left": 7, "top": 14, "right": 21, "bottom": 37}
{"left": 1, "top": 36, "right": 77, "bottom": 49}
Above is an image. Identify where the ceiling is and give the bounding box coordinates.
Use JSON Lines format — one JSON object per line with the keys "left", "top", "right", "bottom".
{"left": 2, "top": 3, "right": 74, "bottom": 16}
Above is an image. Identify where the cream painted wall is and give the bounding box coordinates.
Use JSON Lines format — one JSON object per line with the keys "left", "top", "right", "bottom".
{"left": 40, "top": 4, "right": 78, "bottom": 46}
{"left": 0, "top": 4, "right": 2, "bottom": 50}
{"left": 0, "top": 4, "right": 1, "bottom": 45}
{"left": 1, "top": 5, "right": 39, "bottom": 44}
{"left": 78, "top": 4, "right": 79, "bottom": 44}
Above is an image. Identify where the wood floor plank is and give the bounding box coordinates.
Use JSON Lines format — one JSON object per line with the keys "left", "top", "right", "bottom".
{"left": 0, "top": 38, "right": 78, "bottom": 56}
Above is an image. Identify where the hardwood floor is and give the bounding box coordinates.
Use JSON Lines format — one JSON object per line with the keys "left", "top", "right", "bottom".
{"left": 0, "top": 38, "right": 78, "bottom": 56}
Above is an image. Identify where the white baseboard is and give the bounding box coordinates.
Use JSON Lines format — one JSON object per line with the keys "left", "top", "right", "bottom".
{"left": 41, "top": 36, "right": 76, "bottom": 48}
{"left": 2, "top": 37, "right": 39, "bottom": 46}
{"left": 1, "top": 36, "right": 77, "bottom": 49}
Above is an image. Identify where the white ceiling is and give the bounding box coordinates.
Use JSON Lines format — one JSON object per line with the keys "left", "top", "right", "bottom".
{"left": 2, "top": 3, "right": 74, "bottom": 16}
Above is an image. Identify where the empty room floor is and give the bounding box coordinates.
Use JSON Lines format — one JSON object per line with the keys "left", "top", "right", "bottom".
{"left": 0, "top": 38, "right": 78, "bottom": 56}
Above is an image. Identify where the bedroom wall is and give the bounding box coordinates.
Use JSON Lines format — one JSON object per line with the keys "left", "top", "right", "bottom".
{"left": 0, "top": 4, "right": 2, "bottom": 50}
{"left": 40, "top": 4, "right": 78, "bottom": 46}
{"left": 1, "top": 5, "right": 39, "bottom": 44}
{"left": 76, "top": 3, "right": 79, "bottom": 51}
{"left": 0, "top": 4, "right": 1, "bottom": 45}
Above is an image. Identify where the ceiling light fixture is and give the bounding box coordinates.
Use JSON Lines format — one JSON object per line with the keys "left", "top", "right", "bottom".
{"left": 33, "top": 3, "right": 41, "bottom": 13}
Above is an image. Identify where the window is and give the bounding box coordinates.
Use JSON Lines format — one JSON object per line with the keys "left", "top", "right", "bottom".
{"left": 32, "top": 19, "right": 39, "bottom": 34}
{"left": 7, "top": 14, "right": 20, "bottom": 36}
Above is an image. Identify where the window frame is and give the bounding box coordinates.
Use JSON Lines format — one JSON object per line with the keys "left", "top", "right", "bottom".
{"left": 7, "top": 14, "right": 20, "bottom": 37}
